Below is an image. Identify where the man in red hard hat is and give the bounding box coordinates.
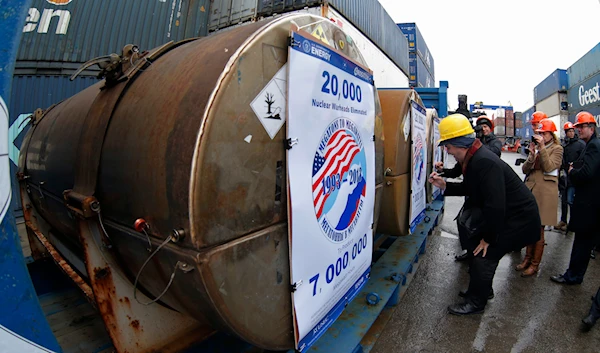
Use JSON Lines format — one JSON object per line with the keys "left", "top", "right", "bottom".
{"left": 530, "top": 111, "right": 547, "bottom": 126}
{"left": 551, "top": 111, "right": 600, "bottom": 287}
{"left": 554, "top": 122, "right": 585, "bottom": 232}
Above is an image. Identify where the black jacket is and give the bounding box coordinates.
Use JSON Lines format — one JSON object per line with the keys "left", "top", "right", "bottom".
{"left": 442, "top": 135, "right": 502, "bottom": 178}
{"left": 480, "top": 133, "right": 502, "bottom": 157}
{"left": 568, "top": 132, "right": 600, "bottom": 233}
{"left": 445, "top": 146, "right": 541, "bottom": 258}
{"left": 562, "top": 137, "right": 586, "bottom": 171}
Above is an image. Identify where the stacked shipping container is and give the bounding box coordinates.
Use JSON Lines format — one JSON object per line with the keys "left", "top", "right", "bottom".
{"left": 505, "top": 109, "right": 515, "bottom": 137}
{"left": 521, "top": 107, "right": 536, "bottom": 139}
{"left": 514, "top": 112, "right": 524, "bottom": 137}
{"left": 398, "top": 23, "right": 435, "bottom": 88}
{"left": 9, "top": 0, "right": 213, "bottom": 216}
{"left": 567, "top": 43, "right": 600, "bottom": 123}
{"left": 533, "top": 69, "right": 569, "bottom": 138}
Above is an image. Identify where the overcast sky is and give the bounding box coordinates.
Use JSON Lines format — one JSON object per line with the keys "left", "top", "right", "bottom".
{"left": 379, "top": 0, "right": 600, "bottom": 112}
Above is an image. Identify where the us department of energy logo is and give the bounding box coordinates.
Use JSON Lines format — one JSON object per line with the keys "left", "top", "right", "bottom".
{"left": 312, "top": 118, "right": 366, "bottom": 243}
{"left": 302, "top": 40, "right": 311, "bottom": 54}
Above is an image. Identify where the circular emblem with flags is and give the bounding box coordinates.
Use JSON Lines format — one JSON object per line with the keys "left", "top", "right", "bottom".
{"left": 413, "top": 134, "right": 425, "bottom": 185}
{"left": 312, "top": 118, "right": 367, "bottom": 243}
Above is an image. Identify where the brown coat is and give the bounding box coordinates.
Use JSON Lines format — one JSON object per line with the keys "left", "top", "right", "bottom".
{"left": 522, "top": 142, "right": 564, "bottom": 225}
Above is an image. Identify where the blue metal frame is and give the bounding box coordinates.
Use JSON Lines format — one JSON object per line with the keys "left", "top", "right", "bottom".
{"left": 415, "top": 81, "right": 449, "bottom": 118}
{"left": 470, "top": 104, "right": 514, "bottom": 111}
{"left": 0, "top": 0, "right": 61, "bottom": 351}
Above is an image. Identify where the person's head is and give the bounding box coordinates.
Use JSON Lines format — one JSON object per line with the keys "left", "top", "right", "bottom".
{"left": 476, "top": 116, "right": 493, "bottom": 136}
{"left": 534, "top": 119, "right": 558, "bottom": 144}
{"left": 563, "top": 122, "right": 576, "bottom": 139}
{"left": 438, "top": 114, "right": 475, "bottom": 164}
{"left": 531, "top": 111, "right": 548, "bottom": 126}
{"left": 574, "top": 111, "right": 597, "bottom": 141}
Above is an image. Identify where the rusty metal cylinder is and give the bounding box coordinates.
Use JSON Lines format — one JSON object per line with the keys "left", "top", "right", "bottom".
{"left": 19, "top": 13, "right": 384, "bottom": 350}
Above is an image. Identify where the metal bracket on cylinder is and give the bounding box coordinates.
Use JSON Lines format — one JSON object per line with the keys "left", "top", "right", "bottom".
{"left": 285, "top": 138, "right": 299, "bottom": 150}
{"left": 63, "top": 189, "right": 100, "bottom": 219}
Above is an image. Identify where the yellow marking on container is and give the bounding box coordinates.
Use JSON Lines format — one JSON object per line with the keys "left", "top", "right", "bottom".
{"left": 311, "top": 25, "right": 330, "bottom": 45}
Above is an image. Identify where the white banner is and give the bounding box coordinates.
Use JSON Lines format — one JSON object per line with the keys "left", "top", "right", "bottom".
{"left": 432, "top": 116, "right": 442, "bottom": 200}
{"left": 287, "top": 31, "right": 375, "bottom": 352}
{"left": 410, "top": 101, "right": 427, "bottom": 232}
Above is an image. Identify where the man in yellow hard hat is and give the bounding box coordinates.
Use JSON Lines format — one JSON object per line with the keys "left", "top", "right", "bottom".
{"left": 429, "top": 114, "right": 541, "bottom": 315}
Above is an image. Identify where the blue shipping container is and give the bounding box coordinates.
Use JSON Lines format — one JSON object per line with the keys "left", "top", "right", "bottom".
{"left": 19, "top": 0, "right": 211, "bottom": 64}
{"left": 409, "top": 52, "right": 434, "bottom": 88}
{"left": 533, "top": 69, "right": 568, "bottom": 103}
{"left": 397, "top": 23, "right": 434, "bottom": 78}
{"left": 515, "top": 127, "right": 522, "bottom": 137}
{"left": 568, "top": 70, "right": 600, "bottom": 113}
{"left": 8, "top": 75, "right": 98, "bottom": 214}
{"left": 521, "top": 106, "right": 535, "bottom": 124}
{"left": 568, "top": 43, "right": 600, "bottom": 88}
{"left": 568, "top": 105, "right": 600, "bottom": 124}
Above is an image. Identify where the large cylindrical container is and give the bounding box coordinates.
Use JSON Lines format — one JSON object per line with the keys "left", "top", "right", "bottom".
{"left": 19, "top": 13, "right": 384, "bottom": 350}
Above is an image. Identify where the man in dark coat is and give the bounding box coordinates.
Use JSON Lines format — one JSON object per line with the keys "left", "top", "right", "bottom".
{"left": 474, "top": 116, "right": 503, "bottom": 157}
{"left": 436, "top": 115, "right": 503, "bottom": 262}
{"left": 555, "top": 122, "right": 585, "bottom": 231}
{"left": 551, "top": 112, "right": 600, "bottom": 285}
{"left": 430, "top": 114, "right": 541, "bottom": 315}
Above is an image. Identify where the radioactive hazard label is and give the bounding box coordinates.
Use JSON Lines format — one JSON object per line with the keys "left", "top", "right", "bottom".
{"left": 311, "top": 25, "right": 330, "bottom": 45}
{"left": 250, "top": 64, "right": 287, "bottom": 139}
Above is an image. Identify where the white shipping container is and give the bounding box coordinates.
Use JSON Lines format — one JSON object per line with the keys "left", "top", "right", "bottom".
{"left": 535, "top": 92, "right": 568, "bottom": 118}
{"left": 494, "top": 125, "right": 506, "bottom": 136}
{"left": 495, "top": 108, "right": 506, "bottom": 118}
{"left": 327, "top": 7, "right": 409, "bottom": 88}
{"left": 539, "top": 115, "right": 561, "bottom": 140}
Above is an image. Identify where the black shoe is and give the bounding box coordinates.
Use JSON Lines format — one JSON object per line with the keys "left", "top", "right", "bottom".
{"left": 582, "top": 314, "right": 598, "bottom": 331}
{"left": 448, "top": 302, "right": 485, "bottom": 316}
{"left": 550, "top": 274, "right": 581, "bottom": 285}
{"left": 455, "top": 252, "right": 472, "bottom": 262}
{"left": 458, "top": 289, "right": 494, "bottom": 300}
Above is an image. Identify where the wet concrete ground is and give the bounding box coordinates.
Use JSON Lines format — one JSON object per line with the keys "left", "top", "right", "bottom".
{"left": 372, "top": 152, "right": 600, "bottom": 353}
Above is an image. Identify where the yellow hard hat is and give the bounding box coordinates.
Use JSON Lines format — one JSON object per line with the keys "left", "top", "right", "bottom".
{"left": 438, "top": 113, "right": 475, "bottom": 144}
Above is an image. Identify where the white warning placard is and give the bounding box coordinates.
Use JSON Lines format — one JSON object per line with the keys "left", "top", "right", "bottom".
{"left": 250, "top": 64, "right": 287, "bottom": 139}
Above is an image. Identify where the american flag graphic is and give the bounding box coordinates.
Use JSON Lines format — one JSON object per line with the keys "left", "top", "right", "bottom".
{"left": 312, "top": 130, "right": 361, "bottom": 219}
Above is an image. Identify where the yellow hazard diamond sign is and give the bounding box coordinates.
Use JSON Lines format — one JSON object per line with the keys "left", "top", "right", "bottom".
{"left": 311, "top": 25, "right": 330, "bottom": 46}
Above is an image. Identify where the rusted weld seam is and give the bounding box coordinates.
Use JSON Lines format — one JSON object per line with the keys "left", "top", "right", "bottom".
{"left": 25, "top": 220, "right": 96, "bottom": 305}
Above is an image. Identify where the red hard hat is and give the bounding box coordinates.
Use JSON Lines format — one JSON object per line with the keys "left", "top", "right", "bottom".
{"left": 563, "top": 122, "right": 574, "bottom": 131}
{"left": 531, "top": 111, "right": 547, "bottom": 125}
{"left": 574, "top": 111, "right": 596, "bottom": 126}
{"left": 534, "top": 119, "right": 557, "bottom": 133}
{"left": 476, "top": 116, "right": 494, "bottom": 129}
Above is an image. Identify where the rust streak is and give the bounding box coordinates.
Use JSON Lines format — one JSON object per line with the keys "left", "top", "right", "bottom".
{"left": 25, "top": 220, "right": 95, "bottom": 304}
